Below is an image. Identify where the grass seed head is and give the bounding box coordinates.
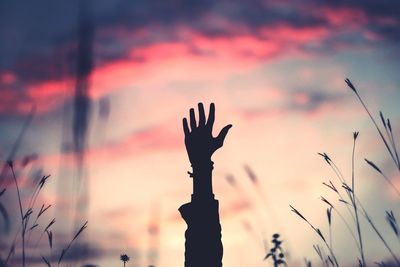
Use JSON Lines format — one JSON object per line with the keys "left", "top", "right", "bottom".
{"left": 345, "top": 78, "right": 357, "bottom": 92}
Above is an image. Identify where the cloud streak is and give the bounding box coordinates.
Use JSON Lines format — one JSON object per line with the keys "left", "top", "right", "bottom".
{"left": 1, "top": 1, "right": 399, "bottom": 115}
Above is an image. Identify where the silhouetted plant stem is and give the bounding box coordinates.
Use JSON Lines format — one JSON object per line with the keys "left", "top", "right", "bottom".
{"left": 386, "top": 211, "right": 400, "bottom": 243}
{"left": 380, "top": 113, "right": 400, "bottom": 170}
{"left": 331, "top": 158, "right": 400, "bottom": 266}
{"left": 378, "top": 171, "right": 400, "bottom": 197}
{"left": 313, "top": 244, "right": 329, "bottom": 267}
{"left": 0, "top": 106, "right": 35, "bottom": 189}
{"left": 325, "top": 206, "right": 333, "bottom": 252}
{"left": 33, "top": 226, "right": 49, "bottom": 253}
{"left": 326, "top": 156, "right": 346, "bottom": 184}
{"left": 9, "top": 162, "right": 26, "bottom": 267}
{"left": 327, "top": 148, "right": 400, "bottom": 265}
{"left": 321, "top": 195, "right": 360, "bottom": 253}
{"left": 3, "top": 216, "right": 25, "bottom": 267}
{"left": 388, "top": 120, "right": 400, "bottom": 166}
{"left": 316, "top": 228, "right": 338, "bottom": 267}
{"left": 57, "top": 221, "right": 87, "bottom": 267}
{"left": 356, "top": 201, "right": 400, "bottom": 266}
{"left": 351, "top": 133, "right": 366, "bottom": 267}
{"left": 290, "top": 205, "right": 339, "bottom": 267}
{"left": 328, "top": 222, "right": 332, "bottom": 252}
{"left": 319, "top": 156, "right": 356, "bottom": 223}
{"left": 332, "top": 206, "right": 361, "bottom": 253}
{"left": 27, "top": 203, "right": 52, "bottom": 244}
{"left": 364, "top": 159, "right": 400, "bottom": 197}
{"left": 4, "top": 243, "right": 16, "bottom": 267}
{"left": 345, "top": 79, "right": 399, "bottom": 170}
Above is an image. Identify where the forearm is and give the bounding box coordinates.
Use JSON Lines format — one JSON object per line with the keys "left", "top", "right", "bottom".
{"left": 179, "top": 199, "right": 223, "bottom": 267}
{"left": 191, "top": 160, "right": 214, "bottom": 201}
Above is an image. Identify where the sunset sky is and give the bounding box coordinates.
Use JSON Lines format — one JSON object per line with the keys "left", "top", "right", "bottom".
{"left": 1, "top": 1, "right": 400, "bottom": 266}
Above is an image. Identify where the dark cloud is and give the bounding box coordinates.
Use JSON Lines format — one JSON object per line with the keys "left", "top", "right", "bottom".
{"left": 326, "top": 0, "right": 400, "bottom": 18}
{"left": 0, "top": 0, "right": 80, "bottom": 69}
{"left": 287, "top": 90, "right": 346, "bottom": 112}
{"left": 320, "top": 1, "right": 400, "bottom": 41}
{"left": 238, "top": 89, "right": 347, "bottom": 120}
{"left": 0, "top": 0, "right": 399, "bottom": 110}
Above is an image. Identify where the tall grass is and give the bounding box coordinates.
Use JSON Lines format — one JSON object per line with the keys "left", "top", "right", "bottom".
{"left": 290, "top": 205, "right": 339, "bottom": 267}
{"left": 291, "top": 79, "right": 400, "bottom": 267}
{"left": 1, "top": 159, "right": 88, "bottom": 267}
{"left": 316, "top": 145, "right": 400, "bottom": 266}
{"left": 8, "top": 161, "right": 26, "bottom": 267}
{"left": 345, "top": 79, "right": 400, "bottom": 171}
{"left": 56, "top": 221, "right": 88, "bottom": 267}
{"left": 351, "top": 132, "right": 366, "bottom": 267}
{"left": 385, "top": 211, "right": 399, "bottom": 242}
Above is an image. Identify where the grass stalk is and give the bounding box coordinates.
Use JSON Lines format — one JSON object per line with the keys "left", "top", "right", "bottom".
{"left": 364, "top": 159, "right": 400, "bottom": 197}
{"left": 356, "top": 201, "right": 400, "bottom": 265}
{"left": 9, "top": 161, "right": 26, "bottom": 267}
{"left": 387, "top": 120, "right": 400, "bottom": 166}
{"left": 290, "top": 205, "right": 339, "bottom": 267}
{"left": 345, "top": 79, "right": 399, "bottom": 170}
{"left": 332, "top": 206, "right": 361, "bottom": 253}
{"left": 321, "top": 196, "right": 362, "bottom": 259}
{"left": 57, "top": 221, "right": 88, "bottom": 267}
{"left": 320, "top": 160, "right": 356, "bottom": 223}
{"left": 351, "top": 133, "right": 366, "bottom": 267}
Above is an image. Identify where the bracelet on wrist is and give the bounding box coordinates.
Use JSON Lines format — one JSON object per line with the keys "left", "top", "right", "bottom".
{"left": 187, "top": 161, "right": 214, "bottom": 178}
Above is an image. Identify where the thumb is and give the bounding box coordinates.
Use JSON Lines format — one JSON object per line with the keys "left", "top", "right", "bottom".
{"left": 216, "top": 124, "right": 232, "bottom": 148}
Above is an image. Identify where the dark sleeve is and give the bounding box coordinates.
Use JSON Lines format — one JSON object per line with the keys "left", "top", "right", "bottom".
{"left": 179, "top": 199, "right": 223, "bottom": 267}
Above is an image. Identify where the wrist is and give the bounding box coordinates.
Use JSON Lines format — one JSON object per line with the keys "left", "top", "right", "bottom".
{"left": 188, "top": 160, "right": 214, "bottom": 198}
{"left": 191, "top": 160, "right": 214, "bottom": 176}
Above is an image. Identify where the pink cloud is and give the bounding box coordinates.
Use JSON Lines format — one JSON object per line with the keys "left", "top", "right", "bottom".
{"left": 32, "top": 121, "right": 182, "bottom": 171}
{"left": 87, "top": 122, "right": 182, "bottom": 160}
{"left": 237, "top": 108, "right": 286, "bottom": 121}
{"left": 26, "top": 80, "right": 69, "bottom": 113}
{"left": 0, "top": 72, "right": 16, "bottom": 84}
{"left": 219, "top": 199, "right": 252, "bottom": 219}
{"left": 1, "top": 22, "right": 346, "bottom": 116}
{"left": 321, "top": 7, "right": 368, "bottom": 27}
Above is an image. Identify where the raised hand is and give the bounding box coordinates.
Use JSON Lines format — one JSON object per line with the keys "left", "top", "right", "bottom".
{"left": 180, "top": 102, "right": 226, "bottom": 265}
{"left": 183, "top": 103, "right": 232, "bottom": 166}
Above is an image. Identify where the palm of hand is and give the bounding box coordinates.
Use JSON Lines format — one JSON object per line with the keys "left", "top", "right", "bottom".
{"left": 183, "top": 103, "right": 232, "bottom": 165}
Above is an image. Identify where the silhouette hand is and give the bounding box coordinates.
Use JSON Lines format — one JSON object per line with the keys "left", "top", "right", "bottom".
{"left": 183, "top": 103, "right": 232, "bottom": 166}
